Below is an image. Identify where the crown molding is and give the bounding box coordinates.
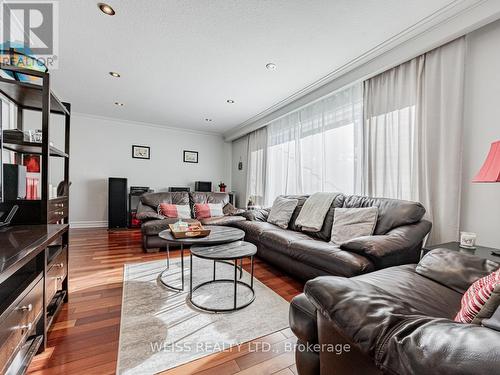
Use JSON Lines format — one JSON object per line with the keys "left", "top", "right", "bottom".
{"left": 72, "top": 112, "right": 225, "bottom": 138}
{"left": 224, "top": 0, "right": 499, "bottom": 141}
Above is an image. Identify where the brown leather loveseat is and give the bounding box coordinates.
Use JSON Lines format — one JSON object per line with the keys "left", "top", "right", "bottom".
{"left": 136, "top": 191, "right": 245, "bottom": 252}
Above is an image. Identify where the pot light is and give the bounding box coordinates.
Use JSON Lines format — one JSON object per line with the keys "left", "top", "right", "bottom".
{"left": 109, "top": 71, "right": 121, "bottom": 78}
{"left": 266, "top": 62, "right": 277, "bottom": 70}
{"left": 114, "top": 102, "right": 124, "bottom": 106}
{"left": 98, "top": 3, "right": 115, "bottom": 16}
{"left": 226, "top": 99, "right": 235, "bottom": 104}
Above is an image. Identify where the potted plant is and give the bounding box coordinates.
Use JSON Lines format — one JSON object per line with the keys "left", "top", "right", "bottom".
{"left": 218, "top": 181, "right": 227, "bottom": 192}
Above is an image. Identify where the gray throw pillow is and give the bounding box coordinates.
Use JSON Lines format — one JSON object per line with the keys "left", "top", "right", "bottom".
{"left": 267, "top": 196, "right": 299, "bottom": 229}
{"left": 330, "top": 207, "right": 378, "bottom": 245}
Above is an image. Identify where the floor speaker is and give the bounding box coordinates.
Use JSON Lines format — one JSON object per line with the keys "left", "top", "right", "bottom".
{"left": 108, "top": 177, "right": 127, "bottom": 229}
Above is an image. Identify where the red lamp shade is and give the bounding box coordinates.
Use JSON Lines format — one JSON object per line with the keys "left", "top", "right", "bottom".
{"left": 473, "top": 140, "right": 500, "bottom": 182}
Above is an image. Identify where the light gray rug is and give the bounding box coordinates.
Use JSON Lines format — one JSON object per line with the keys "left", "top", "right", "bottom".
{"left": 117, "top": 257, "right": 290, "bottom": 375}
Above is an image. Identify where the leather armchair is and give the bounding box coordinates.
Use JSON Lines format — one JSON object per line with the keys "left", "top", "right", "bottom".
{"left": 290, "top": 249, "right": 500, "bottom": 375}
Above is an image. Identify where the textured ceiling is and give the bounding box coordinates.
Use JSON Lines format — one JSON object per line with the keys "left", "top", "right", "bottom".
{"left": 50, "top": 0, "right": 457, "bottom": 133}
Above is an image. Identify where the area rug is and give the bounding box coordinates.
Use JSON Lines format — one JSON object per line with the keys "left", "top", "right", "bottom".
{"left": 117, "top": 256, "right": 290, "bottom": 374}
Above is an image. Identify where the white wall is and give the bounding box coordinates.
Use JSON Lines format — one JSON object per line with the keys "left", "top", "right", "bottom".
{"left": 68, "top": 114, "right": 230, "bottom": 227}
{"left": 460, "top": 20, "right": 500, "bottom": 248}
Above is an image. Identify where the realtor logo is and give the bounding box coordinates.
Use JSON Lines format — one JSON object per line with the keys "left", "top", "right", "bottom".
{"left": 1, "top": 0, "right": 59, "bottom": 68}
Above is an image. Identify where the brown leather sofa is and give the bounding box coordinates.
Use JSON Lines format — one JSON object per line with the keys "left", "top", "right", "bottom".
{"left": 233, "top": 194, "right": 432, "bottom": 280}
{"left": 290, "top": 248, "right": 500, "bottom": 375}
{"left": 136, "top": 191, "right": 245, "bottom": 252}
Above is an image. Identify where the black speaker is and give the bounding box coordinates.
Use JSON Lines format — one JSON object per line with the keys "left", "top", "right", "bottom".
{"left": 3, "top": 164, "right": 27, "bottom": 201}
{"left": 195, "top": 181, "right": 212, "bottom": 192}
{"left": 108, "top": 177, "right": 127, "bottom": 229}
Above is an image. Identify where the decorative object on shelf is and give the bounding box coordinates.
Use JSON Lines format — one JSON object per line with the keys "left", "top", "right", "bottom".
{"left": 473, "top": 140, "right": 500, "bottom": 182}
{"left": 195, "top": 181, "right": 211, "bottom": 192}
{"left": 26, "top": 176, "right": 40, "bottom": 200}
{"left": 23, "top": 154, "right": 40, "bottom": 173}
{"left": 183, "top": 150, "right": 198, "bottom": 163}
{"left": 218, "top": 181, "right": 227, "bottom": 192}
{"left": 238, "top": 157, "right": 243, "bottom": 170}
{"left": 57, "top": 181, "right": 71, "bottom": 197}
{"left": 28, "top": 129, "right": 43, "bottom": 143}
{"left": 132, "top": 145, "right": 150, "bottom": 159}
{"left": 460, "top": 231, "right": 477, "bottom": 249}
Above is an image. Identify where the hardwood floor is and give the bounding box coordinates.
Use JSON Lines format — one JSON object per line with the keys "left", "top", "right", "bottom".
{"left": 28, "top": 228, "right": 304, "bottom": 375}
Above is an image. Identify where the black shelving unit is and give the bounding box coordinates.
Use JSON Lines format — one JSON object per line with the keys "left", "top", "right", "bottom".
{"left": 0, "top": 63, "right": 71, "bottom": 225}
{"left": 0, "top": 63, "right": 71, "bottom": 360}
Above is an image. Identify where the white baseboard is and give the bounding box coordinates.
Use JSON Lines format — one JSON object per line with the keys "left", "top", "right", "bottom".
{"left": 70, "top": 221, "right": 108, "bottom": 228}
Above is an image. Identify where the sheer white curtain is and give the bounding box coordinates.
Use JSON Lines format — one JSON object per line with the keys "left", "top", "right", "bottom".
{"left": 363, "top": 38, "right": 465, "bottom": 244}
{"left": 265, "top": 83, "right": 363, "bottom": 205}
{"left": 246, "top": 127, "right": 268, "bottom": 206}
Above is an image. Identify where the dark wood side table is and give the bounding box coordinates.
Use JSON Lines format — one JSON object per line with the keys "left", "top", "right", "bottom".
{"left": 422, "top": 241, "right": 500, "bottom": 262}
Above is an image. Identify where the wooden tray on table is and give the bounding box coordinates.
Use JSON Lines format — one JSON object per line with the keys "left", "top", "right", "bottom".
{"left": 168, "top": 222, "right": 211, "bottom": 239}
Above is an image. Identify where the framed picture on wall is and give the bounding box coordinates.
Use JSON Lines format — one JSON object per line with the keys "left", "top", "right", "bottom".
{"left": 132, "top": 145, "right": 150, "bottom": 159}
{"left": 183, "top": 150, "right": 198, "bottom": 163}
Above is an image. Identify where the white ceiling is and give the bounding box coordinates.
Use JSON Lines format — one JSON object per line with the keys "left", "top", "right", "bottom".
{"left": 52, "top": 0, "right": 458, "bottom": 133}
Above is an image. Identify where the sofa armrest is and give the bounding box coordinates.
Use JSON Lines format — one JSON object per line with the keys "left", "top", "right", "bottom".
{"left": 415, "top": 248, "right": 499, "bottom": 293}
{"left": 305, "top": 276, "right": 500, "bottom": 375}
{"left": 240, "top": 208, "right": 270, "bottom": 222}
{"left": 340, "top": 220, "right": 432, "bottom": 259}
{"left": 136, "top": 201, "right": 165, "bottom": 221}
{"left": 378, "top": 318, "right": 500, "bottom": 375}
{"left": 304, "top": 276, "right": 422, "bottom": 355}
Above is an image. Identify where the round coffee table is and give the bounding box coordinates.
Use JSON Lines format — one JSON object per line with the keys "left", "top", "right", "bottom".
{"left": 189, "top": 240, "right": 257, "bottom": 313}
{"left": 157, "top": 226, "right": 245, "bottom": 292}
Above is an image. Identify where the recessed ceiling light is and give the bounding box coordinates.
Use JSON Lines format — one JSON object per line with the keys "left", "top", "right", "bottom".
{"left": 226, "top": 99, "right": 235, "bottom": 104}
{"left": 109, "top": 71, "right": 121, "bottom": 78}
{"left": 98, "top": 3, "right": 115, "bottom": 16}
{"left": 204, "top": 118, "right": 213, "bottom": 122}
{"left": 114, "top": 102, "right": 124, "bottom": 106}
{"left": 266, "top": 62, "right": 277, "bottom": 70}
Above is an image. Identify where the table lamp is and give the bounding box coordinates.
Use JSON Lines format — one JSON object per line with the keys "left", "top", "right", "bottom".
{"left": 473, "top": 140, "right": 500, "bottom": 255}
{"left": 473, "top": 140, "right": 500, "bottom": 182}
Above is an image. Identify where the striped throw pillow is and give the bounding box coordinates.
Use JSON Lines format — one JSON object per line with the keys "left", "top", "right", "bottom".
{"left": 194, "top": 203, "right": 224, "bottom": 219}
{"left": 454, "top": 269, "right": 500, "bottom": 324}
{"left": 158, "top": 204, "right": 191, "bottom": 219}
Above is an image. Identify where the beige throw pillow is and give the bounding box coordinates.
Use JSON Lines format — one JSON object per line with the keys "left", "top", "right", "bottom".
{"left": 267, "top": 196, "right": 299, "bottom": 229}
{"left": 330, "top": 207, "right": 378, "bottom": 245}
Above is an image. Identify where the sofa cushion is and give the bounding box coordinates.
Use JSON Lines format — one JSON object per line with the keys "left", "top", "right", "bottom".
{"left": 455, "top": 269, "right": 500, "bottom": 324}
{"left": 141, "top": 192, "right": 189, "bottom": 208}
{"left": 260, "top": 229, "right": 313, "bottom": 251}
{"left": 194, "top": 203, "right": 224, "bottom": 219}
{"left": 268, "top": 196, "right": 299, "bottom": 229}
{"left": 290, "top": 294, "right": 318, "bottom": 344}
{"left": 289, "top": 239, "right": 375, "bottom": 277}
{"left": 200, "top": 216, "right": 246, "bottom": 226}
{"left": 416, "top": 248, "right": 500, "bottom": 294}
{"left": 343, "top": 195, "right": 425, "bottom": 234}
{"left": 158, "top": 203, "right": 191, "bottom": 219}
{"left": 354, "top": 264, "right": 462, "bottom": 318}
{"left": 307, "top": 193, "right": 345, "bottom": 242}
{"left": 232, "top": 221, "right": 279, "bottom": 243}
{"left": 259, "top": 230, "right": 374, "bottom": 277}
{"left": 190, "top": 192, "right": 230, "bottom": 205}
{"left": 330, "top": 207, "right": 378, "bottom": 245}
{"left": 286, "top": 195, "right": 309, "bottom": 231}
{"left": 142, "top": 218, "right": 198, "bottom": 236}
